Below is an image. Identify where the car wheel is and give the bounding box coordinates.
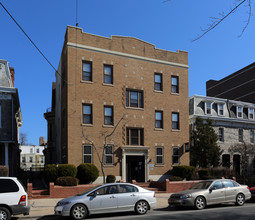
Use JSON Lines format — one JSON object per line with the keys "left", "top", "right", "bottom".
{"left": 71, "top": 204, "right": 87, "bottom": 220}
{"left": 236, "top": 193, "right": 245, "bottom": 206}
{"left": 0, "top": 207, "right": 11, "bottom": 220}
{"left": 135, "top": 200, "right": 149, "bottom": 215}
{"left": 194, "top": 196, "right": 206, "bottom": 210}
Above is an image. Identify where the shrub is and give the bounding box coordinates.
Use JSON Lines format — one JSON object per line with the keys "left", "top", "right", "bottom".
{"left": 198, "top": 169, "right": 210, "bottom": 180}
{"left": 58, "top": 164, "right": 77, "bottom": 178}
{"left": 43, "top": 164, "right": 57, "bottom": 183}
{"left": 77, "top": 163, "right": 99, "bottom": 184}
{"left": 209, "top": 167, "right": 236, "bottom": 179}
{"left": 55, "top": 176, "right": 79, "bottom": 186}
{"left": 0, "top": 166, "right": 8, "bottom": 177}
{"left": 169, "top": 176, "right": 183, "bottom": 181}
{"left": 106, "top": 175, "right": 116, "bottom": 183}
{"left": 171, "top": 165, "right": 195, "bottom": 180}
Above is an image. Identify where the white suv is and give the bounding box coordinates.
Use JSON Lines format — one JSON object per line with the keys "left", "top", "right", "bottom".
{"left": 0, "top": 177, "right": 30, "bottom": 220}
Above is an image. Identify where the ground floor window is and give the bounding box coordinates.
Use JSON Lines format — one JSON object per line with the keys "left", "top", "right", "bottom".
{"left": 156, "top": 146, "right": 163, "bottom": 165}
{"left": 172, "top": 147, "right": 180, "bottom": 164}
{"left": 104, "top": 145, "right": 113, "bottom": 165}
{"left": 83, "top": 145, "right": 92, "bottom": 163}
{"left": 222, "top": 154, "right": 230, "bottom": 167}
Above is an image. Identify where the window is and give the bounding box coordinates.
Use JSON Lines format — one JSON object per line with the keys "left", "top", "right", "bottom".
{"left": 83, "top": 145, "right": 92, "bottom": 163}
{"left": 172, "top": 147, "right": 180, "bottom": 164}
{"left": 237, "top": 106, "right": 243, "bottom": 118}
{"left": 40, "top": 157, "right": 44, "bottom": 163}
{"left": 36, "top": 148, "right": 40, "bottom": 153}
{"left": 22, "top": 157, "right": 25, "bottom": 163}
{"left": 218, "top": 128, "right": 224, "bottom": 142}
{"left": 155, "top": 111, "right": 163, "bottom": 129}
{"left": 211, "top": 181, "right": 223, "bottom": 190}
{"left": 223, "top": 180, "right": 235, "bottom": 188}
{"left": 171, "top": 76, "right": 179, "bottom": 93}
{"left": 104, "top": 65, "right": 113, "bottom": 84}
{"left": 218, "top": 104, "right": 224, "bottom": 116}
{"left": 249, "top": 108, "right": 254, "bottom": 120}
{"left": 82, "top": 104, "right": 92, "bottom": 124}
{"left": 172, "top": 112, "right": 179, "bottom": 130}
{"left": 30, "top": 148, "right": 33, "bottom": 153}
{"left": 154, "top": 73, "right": 162, "bottom": 91}
{"left": 251, "top": 130, "right": 254, "bottom": 144}
{"left": 93, "top": 185, "right": 118, "bottom": 195}
{"left": 222, "top": 154, "right": 230, "bottom": 167}
{"left": 126, "top": 128, "right": 144, "bottom": 146}
{"left": 238, "top": 129, "right": 243, "bottom": 142}
{"left": 205, "top": 102, "right": 212, "bottom": 115}
{"left": 126, "top": 89, "right": 143, "bottom": 108}
{"left": 29, "top": 157, "right": 33, "bottom": 163}
{"left": 0, "top": 179, "right": 19, "bottom": 193}
{"left": 119, "top": 184, "right": 138, "bottom": 193}
{"left": 104, "top": 145, "right": 113, "bottom": 165}
{"left": 82, "top": 61, "right": 92, "bottom": 81}
{"left": 156, "top": 147, "right": 163, "bottom": 164}
{"left": 104, "top": 106, "right": 113, "bottom": 125}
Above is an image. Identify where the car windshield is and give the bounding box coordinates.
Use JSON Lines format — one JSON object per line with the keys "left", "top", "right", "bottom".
{"left": 190, "top": 181, "right": 213, "bottom": 190}
{"left": 77, "top": 185, "right": 102, "bottom": 196}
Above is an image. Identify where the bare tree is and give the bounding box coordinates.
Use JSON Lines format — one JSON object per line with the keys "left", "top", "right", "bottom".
{"left": 81, "top": 115, "right": 125, "bottom": 183}
{"left": 19, "top": 132, "right": 28, "bottom": 145}
{"left": 229, "top": 142, "right": 255, "bottom": 182}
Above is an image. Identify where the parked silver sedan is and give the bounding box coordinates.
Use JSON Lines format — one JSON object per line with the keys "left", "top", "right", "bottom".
{"left": 55, "top": 183, "right": 157, "bottom": 219}
{"left": 168, "top": 179, "right": 251, "bottom": 210}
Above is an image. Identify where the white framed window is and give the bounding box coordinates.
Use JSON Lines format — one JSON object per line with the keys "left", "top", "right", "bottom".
{"left": 30, "top": 148, "right": 33, "bottom": 153}
{"left": 218, "top": 103, "right": 224, "bottom": 116}
{"left": 29, "top": 157, "right": 33, "bottom": 163}
{"left": 156, "top": 146, "right": 164, "bottom": 165}
{"left": 218, "top": 128, "right": 224, "bottom": 142}
{"left": 172, "top": 147, "right": 180, "bottom": 165}
{"left": 237, "top": 106, "right": 243, "bottom": 118}
{"left": 249, "top": 108, "right": 254, "bottom": 120}
{"left": 205, "top": 102, "right": 212, "bottom": 115}
{"left": 104, "top": 145, "right": 114, "bottom": 165}
{"left": 83, "top": 145, "right": 92, "bottom": 163}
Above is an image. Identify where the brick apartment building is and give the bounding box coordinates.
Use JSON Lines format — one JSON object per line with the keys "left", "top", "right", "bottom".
{"left": 206, "top": 62, "right": 255, "bottom": 104}
{"left": 45, "top": 26, "right": 190, "bottom": 183}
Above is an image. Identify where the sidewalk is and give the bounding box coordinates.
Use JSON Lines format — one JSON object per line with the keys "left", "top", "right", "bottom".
{"left": 18, "top": 193, "right": 171, "bottom": 218}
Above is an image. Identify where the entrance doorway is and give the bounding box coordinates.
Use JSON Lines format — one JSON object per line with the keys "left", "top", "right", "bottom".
{"left": 126, "top": 156, "right": 145, "bottom": 182}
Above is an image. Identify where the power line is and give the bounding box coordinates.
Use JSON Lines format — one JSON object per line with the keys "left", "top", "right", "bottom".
{"left": 0, "top": 1, "right": 61, "bottom": 77}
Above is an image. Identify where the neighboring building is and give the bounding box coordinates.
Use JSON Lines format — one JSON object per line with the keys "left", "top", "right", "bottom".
{"left": 189, "top": 95, "right": 255, "bottom": 175}
{"left": 45, "top": 26, "right": 190, "bottom": 183}
{"left": 0, "top": 59, "right": 22, "bottom": 176}
{"left": 20, "top": 145, "right": 45, "bottom": 171}
{"left": 206, "top": 62, "right": 255, "bottom": 104}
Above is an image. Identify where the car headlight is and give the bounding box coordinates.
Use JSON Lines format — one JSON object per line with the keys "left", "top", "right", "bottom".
{"left": 57, "top": 201, "right": 71, "bottom": 206}
{"left": 180, "top": 194, "right": 192, "bottom": 199}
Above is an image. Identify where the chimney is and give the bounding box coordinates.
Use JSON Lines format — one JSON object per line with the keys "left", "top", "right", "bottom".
{"left": 39, "top": 137, "right": 45, "bottom": 146}
{"left": 9, "top": 67, "right": 15, "bottom": 87}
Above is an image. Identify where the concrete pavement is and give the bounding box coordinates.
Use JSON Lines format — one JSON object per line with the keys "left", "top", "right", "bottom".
{"left": 17, "top": 193, "right": 171, "bottom": 218}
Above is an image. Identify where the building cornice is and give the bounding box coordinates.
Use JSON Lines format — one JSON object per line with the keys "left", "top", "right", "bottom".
{"left": 67, "top": 42, "right": 189, "bottom": 69}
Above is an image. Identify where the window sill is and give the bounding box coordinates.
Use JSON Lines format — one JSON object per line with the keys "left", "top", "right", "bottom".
{"left": 102, "top": 83, "right": 114, "bottom": 87}
{"left": 154, "top": 128, "right": 164, "bottom": 131}
{"left": 126, "top": 107, "right": 144, "bottom": 111}
{"left": 171, "top": 92, "right": 180, "bottom": 96}
{"left": 154, "top": 90, "right": 163, "bottom": 94}
{"left": 155, "top": 164, "right": 164, "bottom": 167}
{"left": 103, "top": 164, "right": 115, "bottom": 167}
{"left": 80, "top": 80, "right": 93, "bottom": 84}
{"left": 81, "top": 123, "right": 94, "bottom": 127}
{"left": 171, "top": 129, "right": 180, "bottom": 132}
{"left": 103, "top": 125, "right": 114, "bottom": 128}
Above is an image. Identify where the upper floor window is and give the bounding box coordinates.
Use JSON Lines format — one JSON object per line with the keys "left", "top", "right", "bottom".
{"left": 82, "top": 104, "right": 93, "bottom": 124}
{"left": 104, "top": 65, "right": 113, "bottom": 84}
{"left": 172, "top": 147, "right": 180, "bottom": 164}
{"left": 171, "top": 76, "right": 179, "bottom": 93}
{"left": 154, "top": 73, "right": 163, "bottom": 91}
{"left": 172, "top": 112, "right": 180, "bottom": 130}
{"left": 249, "top": 108, "right": 254, "bottom": 120}
{"left": 83, "top": 145, "right": 92, "bottom": 163}
{"left": 238, "top": 128, "right": 243, "bottom": 142}
{"left": 104, "top": 145, "right": 113, "bottom": 165}
{"left": 82, "top": 61, "right": 92, "bottom": 81}
{"left": 30, "top": 148, "right": 33, "bottom": 153}
{"left": 36, "top": 148, "right": 40, "bottom": 153}
{"left": 251, "top": 130, "right": 254, "bottom": 144}
{"left": 218, "top": 103, "right": 224, "bottom": 116}
{"left": 156, "top": 146, "right": 164, "bottom": 165}
{"left": 237, "top": 106, "right": 243, "bottom": 118}
{"left": 205, "top": 102, "right": 212, "bottom": 115}
{"left": 218, "top": 128, "right": 224, "bottom": 142}
{"left": 126, "top": 89, "right": 144, "bottom": 109}
{"left": 22, "top": 157, "right": 25, "bottom": 163}
{"left": 126, "top": 127, "right": 144, "bottom": 146}
{"left": 104, "top": 106, "right": 113, "bottom": 125}
{"left": 155, "top": 111, "right": 163, "bottom": 129}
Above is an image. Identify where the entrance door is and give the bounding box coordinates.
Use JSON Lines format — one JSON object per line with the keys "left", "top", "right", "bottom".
{"left": 126, "top": 156, "right": 145, "bottom": 182}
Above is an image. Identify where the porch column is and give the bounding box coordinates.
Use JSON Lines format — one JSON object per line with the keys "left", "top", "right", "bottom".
{"left": 5, "top": 143, "right": 9, "bottom": 167}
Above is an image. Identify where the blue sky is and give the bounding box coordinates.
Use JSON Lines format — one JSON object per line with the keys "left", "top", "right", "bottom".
{"left": 1, "top": 0, "right": 255, "bottom": 145}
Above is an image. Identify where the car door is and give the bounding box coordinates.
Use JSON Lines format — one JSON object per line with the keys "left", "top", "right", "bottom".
{"left": 223, "top": 180, "right": 237, "bottom": 202}
{"left": 88, "top": 185, "right": 118, "bottom": 214}
{"left": 115, "top": 184, "right": 139, "bottom": 211}
{"left": 208, "top": 180, "right": 226, "bottom": 205}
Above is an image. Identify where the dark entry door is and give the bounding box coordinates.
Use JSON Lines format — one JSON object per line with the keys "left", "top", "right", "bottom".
{"left": 126, "top": 156, "right": 145, "bottom": 182}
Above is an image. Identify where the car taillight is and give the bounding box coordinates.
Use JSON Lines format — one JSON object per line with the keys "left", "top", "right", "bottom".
{"left": 247, "top": 187, "right": 250, "bottom": 190}
{"left": 18, "top": 195, "right": 27, "bottom": 206}
{"left": 153, "top": 192, "right": 155, "bottom": 198}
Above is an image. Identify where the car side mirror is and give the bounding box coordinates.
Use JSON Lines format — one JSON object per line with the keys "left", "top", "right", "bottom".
{"left": 210, "top": 187, "right": 216, "bottom": 192}
{"left": 93, "top": 192, "right": 99, "bottom": 197}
